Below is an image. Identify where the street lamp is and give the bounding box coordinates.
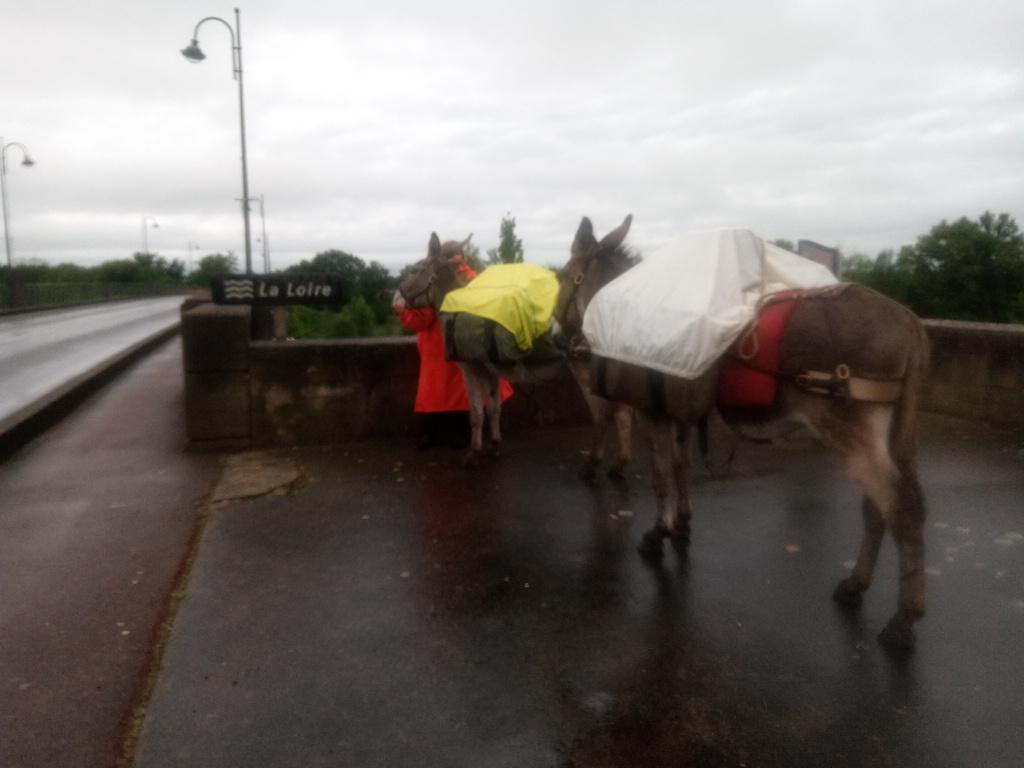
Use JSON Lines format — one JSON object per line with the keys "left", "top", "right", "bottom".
{"left": 187, "top": 240, "right": 200, "bottom": 275}
{"left": 181, "top": 7, "right": 253, "bottom": 274}
{"left": 141, "top": 215, "right": 159, "bottom": 255}
{"left": 240, "top": 193, "right": 270, "bottom": 272}
{"left": 257, "top": 194, "right": 270, "bottom": 272}
{"left": 1, "top": 137, "right": 36, "bottom": 268}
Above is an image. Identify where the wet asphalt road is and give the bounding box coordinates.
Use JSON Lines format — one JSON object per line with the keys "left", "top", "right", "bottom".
{"left": 1, "top": 327, "right": 1021, "bottom": 767}
{"left": 0, "top": 297, "right": 182, "bottom": 434}
{"left": 0, "top": 338, "right": 217, "bottom": 768}
{"left": 131, "top": 413, "right": 1024, "bottom": 767}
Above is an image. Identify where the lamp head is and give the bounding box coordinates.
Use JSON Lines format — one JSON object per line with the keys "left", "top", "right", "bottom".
{"left": 21, "top": 157, "right": 35, "bottom": 167}
{"left": 181, "top": 40, "right": 206, "bottom": 62}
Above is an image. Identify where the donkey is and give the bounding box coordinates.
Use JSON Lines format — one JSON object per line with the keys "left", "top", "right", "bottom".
{"left": 397, "top": 232, "right": 633, "bottom": 474}
{"left": 554, "top": 215, "right": 931, "bottom": 654}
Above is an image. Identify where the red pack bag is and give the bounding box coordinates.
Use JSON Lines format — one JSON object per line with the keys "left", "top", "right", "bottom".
{"left": 717, "top": 291, "right": 802, "bottom": 407}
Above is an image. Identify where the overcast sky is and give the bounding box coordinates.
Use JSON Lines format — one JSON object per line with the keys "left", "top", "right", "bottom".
{"left": 2, "top": 0, "right": 1022, "bottom": 274}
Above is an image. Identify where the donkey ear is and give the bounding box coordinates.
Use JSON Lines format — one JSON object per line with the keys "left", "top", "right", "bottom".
{"left": 573, "top": 217, "right": 596, "bottom": 248}
{"left": 428, "top": 232, "right": 442, "bottom": 261}
{"left": 459, "top": 233, "right": 474, "bottom": 251}
{"left": 598, "top": 214, "right": 633, "bottom": 252}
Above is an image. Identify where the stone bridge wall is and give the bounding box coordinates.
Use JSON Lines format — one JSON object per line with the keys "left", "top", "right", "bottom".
{"left": 181, "top": 303, "right": 592, "bottom": 449}
{"left": 921, "top": 319, "right": 1024, "bottom": 426}
{"left": 181, "top": 303, "right": 1024, "bottom": 449}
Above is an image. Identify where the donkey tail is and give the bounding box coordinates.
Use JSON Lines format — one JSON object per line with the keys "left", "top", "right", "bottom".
{"left": 891, "top": 316, "right": 930, "bottom": 477}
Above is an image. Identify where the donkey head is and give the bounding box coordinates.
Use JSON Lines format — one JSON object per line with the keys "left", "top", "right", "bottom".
{"left": 397, "top": 232, "right": 474, "bottom": 311}
{"left": 553, "top": 214, "right": 634, "bottom": 351}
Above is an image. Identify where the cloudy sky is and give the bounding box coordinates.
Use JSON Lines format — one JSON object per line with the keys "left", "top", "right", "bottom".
{"left": 3, "top": 0, "right": 1022, "bottom": 274}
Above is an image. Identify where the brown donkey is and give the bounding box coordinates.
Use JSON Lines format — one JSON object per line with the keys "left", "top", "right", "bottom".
{"left": 397, "top": 232, "right": 634, "bottom": 474}
{"left": 554, "top": 215, "right": 930, "bottom": 654}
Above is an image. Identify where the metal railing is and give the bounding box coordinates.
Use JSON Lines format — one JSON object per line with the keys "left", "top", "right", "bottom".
{"left": 0, "top": 282, "right": 188, "bottom": 312}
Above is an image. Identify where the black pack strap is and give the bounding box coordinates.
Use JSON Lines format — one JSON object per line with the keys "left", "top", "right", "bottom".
{"left": 443, "top": 313, "right": 458, "bottom": 361}
{"left": 486, "top": 319, "right": 500, "bottom": 364}
{"left": 593, "top": 356, "right": 609, "bottom": 400}
{"left": 647, "top": 367, "right": 665, "bottom": 417}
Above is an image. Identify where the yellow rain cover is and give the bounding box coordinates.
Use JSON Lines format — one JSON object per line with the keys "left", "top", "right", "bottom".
{"left": 441, "top": 263, "right": 559, "bottom": 351}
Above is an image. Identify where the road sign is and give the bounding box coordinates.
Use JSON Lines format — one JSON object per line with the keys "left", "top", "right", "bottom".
{"left": 211, "top": 274, "right": 347, "bottom": 306}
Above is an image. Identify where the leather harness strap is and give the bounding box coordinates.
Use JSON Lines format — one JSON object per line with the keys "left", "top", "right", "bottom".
{"left": 727, "top": 284, "right": 906, "bottom": 405}
{"left": 724, "top": 354, "right": 906, "bottom": 404}
{"left": 795, "top": 368, "right": 904, "bottom": 404}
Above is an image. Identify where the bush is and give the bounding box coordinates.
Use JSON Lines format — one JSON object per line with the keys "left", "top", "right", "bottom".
{"left": 288, "top": 296, "right": 403, "bottom": 339}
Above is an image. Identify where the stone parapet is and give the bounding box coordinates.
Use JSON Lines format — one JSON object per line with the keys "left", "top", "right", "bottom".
{"left": 180, "top": 306, "right": 1024, "bottom": 450}
{"left": 923, "top": 320, "right": 1024, "bottom": 426}
{"left": 249, "top": 338, "right": 420, "bottom": 446}
{"left": 181, "top": 302, "right": 253, "bottom": 448}
{"left": 247, "top": 338, "right": 593, "bottom": 447}
{"left": 180, "top": 299, "right": 592, "bottom": 449}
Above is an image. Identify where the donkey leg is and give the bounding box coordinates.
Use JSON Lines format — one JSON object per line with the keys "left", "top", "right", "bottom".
{"left": 484, "top": 373, "right": 503, "bottom": 458}
{"left": 835, "top": 437, "right": 899, "bottom": 595}
{"left": 638, "top": 417, "right": 678, "bottom": 559}
{"left": 833, "top": 498, "right": 886, "bottom": 609}
{"left": 607, "top": 403, "right": 634, "bottom": 483}
{"left": 581, "top": 396, "right": 612, "bottom": 484}
{"left": 462, "top": 367, "right": 487, "bottom": 469}
{"left": 568, "top": 361, "right": 612, "bottom": 483}
{"left": 879, "top": 471, "right": 927, "bottom": 654}
{"left": 831, "top": 407, "right": 925, "bottom": 653}
{"left": 670, "top": 423, "right": 694, "bottom": 550}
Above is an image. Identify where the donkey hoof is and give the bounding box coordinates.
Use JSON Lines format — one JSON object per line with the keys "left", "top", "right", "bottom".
{"left": 638, "top": 530, "right": 665, "bottom": 560}
{"left": 462, "top": 450, "right": 482, "bottom": 470}
{"left": 487, "top": 441, "right": 501, "bottom": 459}
{"left": 579, "top": 460, "right": 600, "bottom": 485}
{"left": 832, "top": 579, "right": 864, "bottom": 610}
{"left": 669, "top": 527, "right": 691, "bottom": 553}
{"left": 877, "top": 615, "right": 916, "bottom": 657}
{"left": 606, "top": 465, "right": 628, "bottom": 484}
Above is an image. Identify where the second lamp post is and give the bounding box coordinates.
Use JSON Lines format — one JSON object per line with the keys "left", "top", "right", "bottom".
{"left": 141, "top": 215, "right": 158, "bottom": 255}
{"left": 1, "top": 137, "right": 36, "bottom": 269}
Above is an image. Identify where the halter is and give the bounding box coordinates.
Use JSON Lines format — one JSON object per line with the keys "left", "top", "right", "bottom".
{"left": 556, "top": 269, "right": 591, "bottom": 358}
{"left": 399, "top": 272, "right": 436, "bottom": 305}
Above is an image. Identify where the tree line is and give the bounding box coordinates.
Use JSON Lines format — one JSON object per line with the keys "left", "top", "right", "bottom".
{"left": 4, "top": 210, "right": 1022, "bottom": 329}
{"left": 840, "top": 211, "right": 1024, "bottom": 323}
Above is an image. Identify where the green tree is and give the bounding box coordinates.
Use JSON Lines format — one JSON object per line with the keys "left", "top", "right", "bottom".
{"left": 288, "top": 250, "right": 364, "bottom": 293}
{"left": 842, "top": 248, "right": 915, "bottom": 306}
{"left": 843, "top": 212, "right": 1024, "bottom": 322}
{"left": 463, "top": 242, "right": 485, "bottom": 273}
{"left": 487, "top": 213, "right": 524, "bottom": 264}
{"left": 47, "top": 263, "right": 92, "bottom": 282}
{"left": 284, "top": 249, "right": 401, "bottom": 338}
{"left": 189, "top": 253, "right": 239, "bottom": 286}
{"left": 97, "top": 253, "right": 184, "bottom": 283}
{"left": 902, "top": 212, "right": 1024, "bottom": 322}
{"left": 339, "top": 295, "right": 375, "bottom": 337}
{"left": 286, "top": 249, "right": 396, "bottom": 322}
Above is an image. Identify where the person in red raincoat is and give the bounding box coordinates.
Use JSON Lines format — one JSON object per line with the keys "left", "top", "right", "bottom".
{"left": 393, "top": 255, "right": 512, "bottom": 449}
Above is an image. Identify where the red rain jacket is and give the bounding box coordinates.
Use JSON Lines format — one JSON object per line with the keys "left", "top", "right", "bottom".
{"left": 399, "top": 265, "right": 513, "bottom": 413}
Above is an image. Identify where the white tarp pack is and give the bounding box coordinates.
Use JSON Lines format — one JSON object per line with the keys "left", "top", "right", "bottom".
{"left": 582, "top": 229, "right": 838, "bottom": 379}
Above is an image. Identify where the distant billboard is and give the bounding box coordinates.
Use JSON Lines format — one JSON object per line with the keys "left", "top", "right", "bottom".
{"left": 797, "top": 240, "right": 841, "bottom": 276}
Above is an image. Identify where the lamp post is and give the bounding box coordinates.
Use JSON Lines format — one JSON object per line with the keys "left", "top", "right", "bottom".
{"left": 257, "top": 194, "right": 270, "bottom": 272}
{"left": 187, "top": 240, "right": 200, "bottom": 275}
{"left": 141, "top": 215, "right": 159, "bottom": 255}
{"left": 181, "top": 7, "right": 253, "bottom": 274}
{"left": 240, "top": 194, "right": 270, "bottom": 272}
{"left": 1, "top": 137, "right": 36, "bottom": 269}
